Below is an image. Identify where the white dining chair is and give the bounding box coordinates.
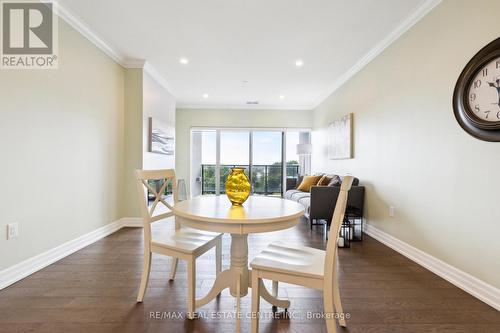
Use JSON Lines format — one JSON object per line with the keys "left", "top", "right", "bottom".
{"left": 250, "top": 176, "right": 354, "bottom": 333}
{"left": 135, "top": 169, "right": 222, "bottom": 319}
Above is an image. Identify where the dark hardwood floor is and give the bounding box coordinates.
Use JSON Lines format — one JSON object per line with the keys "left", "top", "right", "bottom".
{"left": 0, "top": 218, "right": 499, "bottom": 333}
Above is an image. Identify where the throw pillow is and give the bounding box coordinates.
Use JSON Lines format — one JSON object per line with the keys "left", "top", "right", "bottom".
{"left": 297, "top": 175, "right": 323, "bottom": 192}
{"left": 317, "top": 175, "right": 332, "bottom": 186}
{"left": 327, "top": 175, "right": 342, "bottom": 186}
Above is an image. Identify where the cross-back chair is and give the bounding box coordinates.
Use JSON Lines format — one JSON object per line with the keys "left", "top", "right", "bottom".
{"left": 135, "top": 169, "right": 222, "bottom": 319}
{"left": 250, "top": 176, "right": 354, "bottom": 333}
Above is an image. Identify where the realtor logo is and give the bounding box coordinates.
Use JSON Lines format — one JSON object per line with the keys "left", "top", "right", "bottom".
{"left": 1, "top": 0, "right": 58, "bottom": 69}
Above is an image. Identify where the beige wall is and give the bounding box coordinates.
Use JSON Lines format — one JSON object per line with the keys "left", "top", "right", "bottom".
{"left": 122, "top": 70, "right": 177, "bottom": 218}
{"left": 123, "top": 68, "right": 143, "bottom": 218}
{"left": 176, "top": 108, "right": 313, "bottom": 194}
{"left": 0, "top": 21, "right": 125, "bottom": 270}
{"left": 312, "top": 0, "right": 500, "bottom": 289}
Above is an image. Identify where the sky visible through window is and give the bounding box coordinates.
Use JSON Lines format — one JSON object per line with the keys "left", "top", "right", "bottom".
{"left": 201, "top": 130, "right": 301, "bottom": 165}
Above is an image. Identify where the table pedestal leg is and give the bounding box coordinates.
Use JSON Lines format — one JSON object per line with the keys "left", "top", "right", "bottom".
{"left": 195, "top": 233, "right": 290, "bottom": 312}
{"left": 230, "top": 234, "right": 249, "bottom": 297}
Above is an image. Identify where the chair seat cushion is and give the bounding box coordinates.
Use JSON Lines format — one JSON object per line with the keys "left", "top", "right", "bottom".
{"left": 151, "top": 227, "right": 221, "bottom": 254}
{"left": 250, "top": 241, "right": 325, "bottom": 279}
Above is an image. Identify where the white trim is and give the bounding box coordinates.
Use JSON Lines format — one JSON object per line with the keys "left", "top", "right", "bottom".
{"left": 190, "top": 126, "right": 312, "bottom": 132}
{"left": 364, "top": 223, "right": 500, "bottom": 311}
{"left": 54, "top": 1, "right": 126, "bottom": 65}
{"left": 143, "top": 62, "right": 176, "bottom": 97}
{"left": 0, "top": 219, "right": 121, "bottom": 290}
{"left": 178, "top": 103, "right": 314, "bottom": 111}
{"left": 312, "top": 0, "right": 442, "bottom": 108}
{"left": 53, "top": 1, "right": 174, "bottom": 95}
{"left": 121, "top": 217, "right": 143, "bottom": 228}
{"left": 123, "top": 58, "right": 146, "bottom": 69}
{"left": 0, "top": 218, "right": 143, "bottom": 290}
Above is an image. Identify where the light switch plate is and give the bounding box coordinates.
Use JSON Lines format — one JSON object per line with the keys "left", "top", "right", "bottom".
{"left": 389, "top": 206, "right": 395, "bottom": 218}
{"left": 7, "top": 223, "right": 19, "bottom": 240}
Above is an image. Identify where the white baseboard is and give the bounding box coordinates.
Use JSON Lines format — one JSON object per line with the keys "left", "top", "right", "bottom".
{"left": 364, "top": 223, "right": 500, "bottom": 311}
{"left": 120, "top": 217, "right": 143, "bottom": 228}
{"left": 0, "top": 217, "right": 142, "bottom": 290}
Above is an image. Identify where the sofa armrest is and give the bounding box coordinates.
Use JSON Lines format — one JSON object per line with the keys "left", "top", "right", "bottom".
{"left": 310, "top": 186, "right": 340, "bottom": 221}
{"left": 347, "top": 186, "right": 365, "bottom": 218}
{"left": 309, "top": 185, "right": 365, "bottom": 221}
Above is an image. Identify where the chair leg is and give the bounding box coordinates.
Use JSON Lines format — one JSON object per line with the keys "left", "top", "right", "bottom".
{"left": 251, "top": 272, "right": 261, "bottom": 333}
{"left": 272, "top": 280, "right": 278, "bottom": 297}
{"left": 271, "top": 280, "right": 279, "bottom": 313}
{"left": 333, "top": 257, "right": 346, "bottom": 327}
{"left": 216, "top": 237, "right": 222, "bottom": 276}
{"left": 310, "top": 218, "right": 313, "bottom": 230}
{"left": 187, "top": 259, "right": 196, "bottom": 319}
{"left": 137, "top": 251, "right": 152, "bottom": 302}
{"left": 169, "top": 258, "right": 178, "bottom": 281}
{"left": 333, "top": 276, "right": 346, "bottom": 327}
{"left": 323, "top": 287, "right": 338, "bottom": 333}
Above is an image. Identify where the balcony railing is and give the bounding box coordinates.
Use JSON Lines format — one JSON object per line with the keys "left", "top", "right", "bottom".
{"left": 201, "top": 164, "right": 299, "bottom": 196}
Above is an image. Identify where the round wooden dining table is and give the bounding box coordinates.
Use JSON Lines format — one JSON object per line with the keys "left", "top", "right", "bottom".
{"left": 173, "top": 195, "right": 304, "bottom": 325}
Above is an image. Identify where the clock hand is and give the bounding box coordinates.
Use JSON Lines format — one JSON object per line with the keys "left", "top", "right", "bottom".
{"left": 498, "top": 79, "right": 500, "bottom": 107}
{"left": 487, "top": 81, "right": 500, "bottom": 107}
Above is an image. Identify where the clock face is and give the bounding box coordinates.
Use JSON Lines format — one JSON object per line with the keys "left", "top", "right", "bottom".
{"left": 467, "top": 57, "right": 500, "bottom": 123}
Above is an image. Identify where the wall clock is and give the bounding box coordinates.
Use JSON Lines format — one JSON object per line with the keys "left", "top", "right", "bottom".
{"left": 453, "top": 37, "right": 500, "bottom": 141}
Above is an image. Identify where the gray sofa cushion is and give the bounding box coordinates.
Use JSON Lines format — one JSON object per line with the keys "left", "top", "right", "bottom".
{"left": 284, "top": 189, "right": 301, "bottom": 199}
{"left": 291, "top": 192, "right": 310, "bottom": 201}
{"left": 297, "top": 196, "right": 310, "bottom": 215}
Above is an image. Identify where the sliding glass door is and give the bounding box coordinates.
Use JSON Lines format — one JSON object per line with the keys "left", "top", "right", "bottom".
{"left": 191, "top": 128, "right": 309, "bottom": 197}
{"left": 251, "top": 131, "right": 282, "bottom": 196}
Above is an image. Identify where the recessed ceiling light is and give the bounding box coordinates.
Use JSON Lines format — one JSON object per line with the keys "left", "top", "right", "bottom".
{"left": 202, "top": 93, "right": 209, "bottom": 99}
{"left": 179, "top": 57, "right": 189, "bottom": 65}
{"left": 279, "top": 95, "right": 285, "bottom": 99}
{"left": 295, "top": 59, "right": 304, "bottom": 67}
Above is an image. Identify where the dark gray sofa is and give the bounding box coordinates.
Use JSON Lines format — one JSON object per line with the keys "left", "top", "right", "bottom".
{"left": 285, "top": 175, "right": 365, "bottom": 227}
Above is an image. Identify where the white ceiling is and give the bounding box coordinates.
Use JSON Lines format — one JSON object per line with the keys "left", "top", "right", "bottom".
{"left": 57, "top": 0, "right": 436, "bottom": 110}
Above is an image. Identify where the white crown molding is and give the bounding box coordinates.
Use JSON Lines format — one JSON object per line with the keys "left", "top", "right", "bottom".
{"left": 312, "top": 0, "right": 442, "bottom": 109}
{"left": 53, "top": 1, "right": 174, "bottom": 95}
{"left": 177, "top": 103, "right": 314, "bottom": 111}
{"left": 143, "top": 62, "right": 176, "bottom": 97}
{"left": 123, "top": 58, "right": 146, "bottom": 69}
{"left": 0, "top": 218, "right": 143, "bottom": 290}
{"left": 364, "top": 223, "right": 500, "bottom": 311}
{"left": 53, "top": 1, "right": 126, "bottom": 65}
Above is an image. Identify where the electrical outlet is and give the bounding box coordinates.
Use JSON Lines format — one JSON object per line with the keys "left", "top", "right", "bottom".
{"left": 7, "top": 223, "right": 18, "bottom": 240}
{"left": 389, "top": 206, "right": 395, "bottom": 218}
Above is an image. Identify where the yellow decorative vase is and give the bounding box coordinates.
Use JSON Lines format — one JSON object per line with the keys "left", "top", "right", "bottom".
{"left": 225, "top": 168, "right": 251, "bottom": 205}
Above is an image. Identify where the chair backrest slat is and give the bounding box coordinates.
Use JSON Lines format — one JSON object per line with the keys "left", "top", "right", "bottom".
{"left": 323, "top": 176, "right": 354, "bottom": 284}
{"left": 135, "top": 169, "right": 179, "bottom": 245}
